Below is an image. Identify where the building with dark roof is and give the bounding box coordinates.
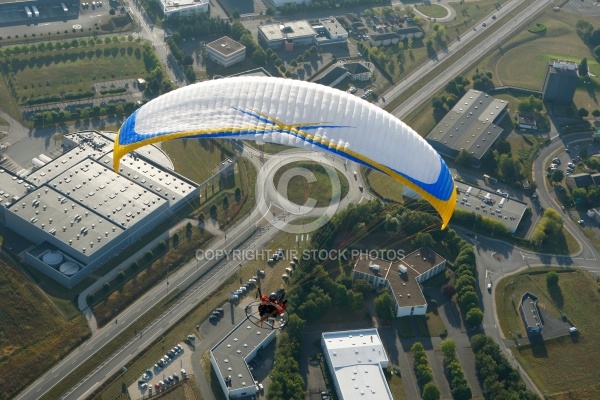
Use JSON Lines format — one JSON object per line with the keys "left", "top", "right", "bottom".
{"left": 425, "top": 89, "right": 508, "bottom": 165}
{"left": 316, "top": 66, "right": 350, "bottom": 87}
{"left": 520, "top": 292, "right": 543, "bottom": 335}
{"left": 316, "top": 61, "right": 374, "bottom": 87}
{"left": 370, "top": 27, "right": 423, "bottom": 46}
{"left": 352, "top": 248, "right": 446, "bottom": 317}
{"left": 566, "top": 173, "right": 595, "bottom": 189}
{"left": 210, "top": 319, "right": 276, "bottom": 399}
{"left": 206, "top": 37, "right": 246, "bottom": 68}
{"left": 517, "top": 113, "right": 537, "bottom": 130}
{"left": 542, "top": 60, "right": 579, "bottom": 104}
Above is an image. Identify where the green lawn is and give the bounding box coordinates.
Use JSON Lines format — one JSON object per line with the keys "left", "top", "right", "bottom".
{"left": 496, "top": 268, "right": 600, "bottom": 399}
{"left": 273, "top": 161, "right": 349, "bottom": 208}
{"left": 415, "top": 3, "right": 449, "bottom": 19}
{"left": 484, "top": 7, "right": 599, "bottom": 111}
{"left": 365, "top": 168, "right": 405, "bottom": 203}
{"left": 385, "top": 366, "right": 408, "bottom": 400}
{"left": 0, "top": 259, "right": 90, "bottom": 400}
{"left": 5, "top": 43, "right": 150, "bottom": 103}
{"left": 162, "top": 139, "right": 237, "bottom": 186}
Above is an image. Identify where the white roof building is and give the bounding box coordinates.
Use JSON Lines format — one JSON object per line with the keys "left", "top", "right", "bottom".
{"left": 158, "top": 0, "right": 209, "bottom": 18}
{"left": 321, "top": 329, "right": 392, "bottom": 400}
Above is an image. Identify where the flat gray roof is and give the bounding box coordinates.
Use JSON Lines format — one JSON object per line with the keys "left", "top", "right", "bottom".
{"left": 211, "top": 321, "right": 276, "bottom": 393}
{"left": 8, "top": 130, "right": 199, "bottom": 259}
{"left": 0, "top": 168, "right": 30, "bottom": 208}
{"left": 9, "top": 185, "right": 124, "bottom": 258}
{"left": 284, "top": 20, "right": 316, "bottom": 40}
{"left": 400, "top": 248, "right": 445, "bottom": 276}
{"left": 319, "top": 17, "right": 347, "bottom": 36}
{"left": 426, "top": 90, "right": 507, "bottom": 160}
{"left": 259, "top": 24, "right": 285, "bottom": 42}
{"left": 207, "top": 36, "right": 245, "bottom": 56}
{"left": 455, "top": 180, "right": 527, "bottom": 232}
{"left": 354, "top": 256, "right": 426, "bottom": 308}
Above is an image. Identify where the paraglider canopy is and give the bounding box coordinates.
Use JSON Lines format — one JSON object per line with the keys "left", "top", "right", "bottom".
{"left": 114, "top": 77, "right": 456, "bottom": 228}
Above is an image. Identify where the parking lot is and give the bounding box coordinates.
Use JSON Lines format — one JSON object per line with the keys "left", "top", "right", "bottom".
{"left": 127, "top": 341, "right": 195, "bottom": 398}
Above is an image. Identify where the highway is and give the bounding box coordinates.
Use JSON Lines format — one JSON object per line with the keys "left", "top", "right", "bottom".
{"left": 16, "top": 147, "right": 368, "bottom": 400}
{"left": 383, "top": 0, "right": 549, "bottom": 119}
{"left": 11, "top": 0, "right": 599, "bottom": 398}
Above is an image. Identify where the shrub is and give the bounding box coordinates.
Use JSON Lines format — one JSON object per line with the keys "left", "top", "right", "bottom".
{"left": 546, "top": 271, "right": 559, "bottom": 287}
{"left": 103, "top": 281, "right": 111, "bottom": 293}
{"left": 145, "top": 250, "right": 154, "bottom": 261}
{"left": 117, "top": 271, "right": 126, "bottom": 281}
{"left": 86, "top": 293, "right": 95, "bottom": 306}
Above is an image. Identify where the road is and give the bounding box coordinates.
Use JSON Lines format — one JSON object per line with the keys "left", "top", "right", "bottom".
{"left": 16, "top": 145, "right": 368, "bottom": 400}
{"left": 383, "top": 0, "right": 549, "bottom": 119}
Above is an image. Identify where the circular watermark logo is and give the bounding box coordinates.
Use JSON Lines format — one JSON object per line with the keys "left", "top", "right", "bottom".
{"left": 255, "top": 149, "right": 342, "bottom": 234}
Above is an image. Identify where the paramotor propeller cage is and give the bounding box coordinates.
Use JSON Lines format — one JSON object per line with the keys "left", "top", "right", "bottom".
{"left": 245, "top": 301, "right": 288, "bottom": 330}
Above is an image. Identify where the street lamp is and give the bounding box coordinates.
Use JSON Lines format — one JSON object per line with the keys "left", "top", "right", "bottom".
{"left": 167, "top": 263, "right": 172, "bottom": 294}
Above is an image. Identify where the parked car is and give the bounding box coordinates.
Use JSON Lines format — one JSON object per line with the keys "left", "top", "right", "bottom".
{"left": 181, "top": 369, "right": 187, "bottom": 378}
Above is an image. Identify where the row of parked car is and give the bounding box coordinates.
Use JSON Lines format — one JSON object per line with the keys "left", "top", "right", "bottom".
{"left": 153, "top": 344, "right": 184, "bottom": 371}
{"left": 151, "top": 369, "right": 187, "bottom": 393}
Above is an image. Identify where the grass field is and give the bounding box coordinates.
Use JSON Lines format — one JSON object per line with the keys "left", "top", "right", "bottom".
{"left": 485, "top": 7, "right": 600, "bottom": 111}
{"left": 273, "top": 161, "right": 349, "bottom": 208}
{"left": 385, "top": 366, "right": 408, "bottom": 400}
{"left": 0, "top": 259, "right": 90, "bottom": 400}
{"left": 162, "top": 139, "right": 237, "bottom": 185}
{"left": 496, "top": 268, "right": 600, "bottom": 399}
{"left": 365, "top": 168, "right": 405, "bottom": 202}
{"left": 415, "top": 3, "right": 449, "bottom": 19}
{"left": 4, "top": 42, "right": 150, "bottom": 103}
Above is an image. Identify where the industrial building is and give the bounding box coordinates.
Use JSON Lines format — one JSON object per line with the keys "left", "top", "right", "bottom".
{"left": 454, "top": 179, "right": 528, "bottom": 233}
{"left": 426, "top": 89, "right": 508, "bottom": 165}
{"left": 0, "top": 0, "right": 79, "bottom": 26}
{"left": 205, "top": 36, "right": 246, "bottom": 68}
{"left": 542, "top": 59, "right": 579, "bottom": 104}
{"left": 258, "top": 17, "right": 347, "bottom": 50}
{"left": 210, "top": 319, "right": 276, "bottom": 399}
{"left": 0, "top": 131, "right": 199, "bottom": 288}
{"left": 157, "top": 0, "right": 209, "bottom": 18}
{"left": 352, "top": 248, "right": 446, "bottom": 317}
{"left": 315, "top": 61, "right": 374, "bottom": 87}
{"left": 258, "top": 20, "right": 316, "bottom": 50}
{"left": 321, "top": 329, "right": 392, "bottom": 400}
{"left": 520, "top": 292, "right": 543, "bottom": 335}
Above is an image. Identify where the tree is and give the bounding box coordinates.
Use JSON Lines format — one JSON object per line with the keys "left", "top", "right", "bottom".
{"left": 266, "top": 7, "right": 274, "bottom": 15}
{"left": 431, "top": 96, "right": 445, "bottom": 110}
{"left": 109, "top": 8, "right": 116, "bottom": 16}
{"left": 517, "top": 99, "right": 533, "bottom": 113}
{"left": 422, "top": 382, "right": 441, "bottom": 400}
{"left": 579, "top": 57, "right": 589, "bottom": 76}
{"left": 465, "top": 307, "right": 484, "bottom": 328}
{"left": 374, "top": 289, "right": 395, "bottom": 320}
{"left": 440, "top": 338, "right": 456, "bottom": 359}
{"left": 232, "top": 8, "right": 240, "bottom": 19}
{"left": 550, "top": 168, "right": 564, "bottom": 183}
{"left": 593, "top": 109, "right": 600, "bottom": 119}
{"left": 441, "top": 284, "right": 456, "bottom": 298}
{"left": 546, "top": 271, "right": 559, "bottom": 287}
{"left": 498, "top": 154, "right": 521, "bottom": 182}
{"left": 459, "top": 291, "right": 479, "bottom": 311}
{"left": 251, "top": 47, "right": 267, "bottom": 64}
{"left": 579, "top": 107, "right": 590, "bottom": 118}
{"left": 455, "top": 149, "right": 474, "bottom": 167}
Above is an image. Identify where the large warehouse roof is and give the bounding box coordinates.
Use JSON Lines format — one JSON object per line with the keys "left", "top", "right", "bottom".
{"left": 322, "top": 329, "right": 392, "bottom": 400}
{"left": 426, "top": 89, "right": 508, "bottom": 160}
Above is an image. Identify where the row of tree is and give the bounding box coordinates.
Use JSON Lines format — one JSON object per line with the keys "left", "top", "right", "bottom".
{"left": 0, "top": 35, "right": 140, "bottom": 58}
{"left": 411, "top": 342, "right": 441, "bottom": 400}
{"left": 280, "top": 0, "right": 389, "bottom": 14}
{"left": 472, "top": 334, "right": 538, "bottom": 399}
{"left": 453, "top": 245, "right": 484, "bottom": 328}
{"left": 440, "top": 338, "right": 473, "bottom": 400}
{"left": 31, "top": 100, "right": 141, "bottom": 125}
